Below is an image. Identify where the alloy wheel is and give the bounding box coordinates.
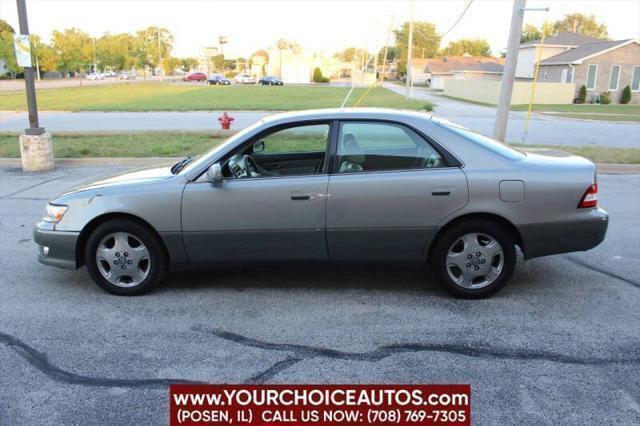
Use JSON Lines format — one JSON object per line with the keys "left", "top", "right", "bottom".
{"left": 445, "top": 232, "right": 504, "bottom": 289}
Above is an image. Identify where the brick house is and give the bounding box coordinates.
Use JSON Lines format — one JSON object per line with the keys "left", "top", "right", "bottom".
{"left": 536, "top": 39, "right": 640, "bottom": 104}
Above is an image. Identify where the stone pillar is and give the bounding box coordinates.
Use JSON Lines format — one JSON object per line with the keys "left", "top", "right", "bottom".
{"left": 19, "top": 132, "right": 54, "bottom": 172}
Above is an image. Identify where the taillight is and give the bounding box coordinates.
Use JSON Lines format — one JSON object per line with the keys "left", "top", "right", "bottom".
{"left": 578, "top": 183, "right": 598, "bottom": 208}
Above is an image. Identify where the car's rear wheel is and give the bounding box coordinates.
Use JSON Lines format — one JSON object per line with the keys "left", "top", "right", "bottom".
{"left": 431, "top": 220, "right": 516, "bottom": 298}
{"left": 84, "top": 219, "right": 167, "bottom": 295}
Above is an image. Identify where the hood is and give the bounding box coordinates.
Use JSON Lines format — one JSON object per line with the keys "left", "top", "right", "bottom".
{"left": 61, "top": 166, "right": 175, "bottom": 196}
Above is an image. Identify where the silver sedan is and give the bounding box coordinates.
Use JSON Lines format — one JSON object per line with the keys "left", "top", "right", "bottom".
{"left": 34, "top": 109, "right": 608, "bottom": 298}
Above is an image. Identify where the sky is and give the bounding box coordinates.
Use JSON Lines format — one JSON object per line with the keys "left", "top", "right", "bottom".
{"left": 1, "top": 0, "right": 639, "bottom": 58}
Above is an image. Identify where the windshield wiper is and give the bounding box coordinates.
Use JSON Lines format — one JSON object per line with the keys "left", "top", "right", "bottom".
{"left": 171, "top": 156, "right": 192, "bottom": 174}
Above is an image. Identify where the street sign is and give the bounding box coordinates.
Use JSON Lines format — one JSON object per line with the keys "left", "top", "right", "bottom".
{"left": 14, "top": 34, "right": 32, "bottom": 67}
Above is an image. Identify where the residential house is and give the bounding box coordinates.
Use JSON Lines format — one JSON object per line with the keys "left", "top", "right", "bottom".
{"left": 424, "top": 56, "right": 504, "bottom": 89}
{"left": 516, "top": 32, "right": 600, "bottom": 79}
{"left": 409, "top": 58, "right": 430, "bottom": 84}
{"left": 536, "top": 39, "right": 640, "bottom": 103}
{"left": 452, "top": 62, "right": 504, "bottom": 81}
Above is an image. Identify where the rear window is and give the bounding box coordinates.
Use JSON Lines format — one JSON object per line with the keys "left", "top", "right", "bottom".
{"left": 437, "top": 121, "right": 526, "bottom": 161}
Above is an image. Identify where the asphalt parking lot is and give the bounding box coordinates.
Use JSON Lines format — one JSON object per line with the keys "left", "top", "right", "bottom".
{"left": 1, "top": 164, "right": 639, "bottom": 424}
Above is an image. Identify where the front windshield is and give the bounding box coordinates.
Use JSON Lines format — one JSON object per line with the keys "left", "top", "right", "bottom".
{"left": 179, "top": 120, "right": 265, "bottom": 174}
{"left": 434, "top": 118, "right": 526, "bottom": 161}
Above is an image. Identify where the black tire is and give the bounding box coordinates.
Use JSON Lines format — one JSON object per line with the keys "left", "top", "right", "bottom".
{"left": 430, "top": 220, "right": 516, "bottom": 299}
{"left": 84, "top": 219, "right": 168, "bottom": 295}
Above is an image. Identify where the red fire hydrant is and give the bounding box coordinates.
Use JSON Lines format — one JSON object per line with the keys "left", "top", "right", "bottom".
{"left": 218, "top": 112, "right": 234, "bottom": 130}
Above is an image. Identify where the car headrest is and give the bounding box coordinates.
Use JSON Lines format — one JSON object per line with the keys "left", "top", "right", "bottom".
{"left": 341, "top": 133, "right": 365, "bottom": 165}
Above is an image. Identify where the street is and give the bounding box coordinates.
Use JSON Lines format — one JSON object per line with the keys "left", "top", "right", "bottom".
{"left": 0, "top": 164, "right": 638, "bottom": 424}
{"left": 1, "top": 85, "right": 638, "bottom": 148}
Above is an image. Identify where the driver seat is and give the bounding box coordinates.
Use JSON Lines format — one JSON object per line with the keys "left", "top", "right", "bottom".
{"left": 338, "top": 133, "right": 365, "bottom": 173}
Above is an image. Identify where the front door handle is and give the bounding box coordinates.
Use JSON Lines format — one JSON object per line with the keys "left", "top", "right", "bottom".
{"left": 290, "top": 192, "right": 311, "bottom": 201}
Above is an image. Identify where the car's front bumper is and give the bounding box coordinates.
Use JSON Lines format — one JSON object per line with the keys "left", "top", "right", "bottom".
{"left": 519, "top": 207, "right": 609, "bottom": 260}
{"left": 33, "top": 221, "right": 79, "bottom": 269}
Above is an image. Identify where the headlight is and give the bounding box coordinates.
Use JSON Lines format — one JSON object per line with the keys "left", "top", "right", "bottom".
{"left": 42, "top": 203, "right": 68, "bottom": 223}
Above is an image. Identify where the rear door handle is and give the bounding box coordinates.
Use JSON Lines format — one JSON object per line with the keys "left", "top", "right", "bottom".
{"left": 290, "top": 192, "right": 311, "bottom": 201}
{"left": 431, "top": 186, "right": 453, "bottom": 196}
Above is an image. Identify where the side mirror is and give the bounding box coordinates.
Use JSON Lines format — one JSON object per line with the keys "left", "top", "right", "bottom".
{"left": 253, "top": 140, "right": 265, "bottom": 153}
{"left": 206, "top": 163, "right": 223, "bottom": 183}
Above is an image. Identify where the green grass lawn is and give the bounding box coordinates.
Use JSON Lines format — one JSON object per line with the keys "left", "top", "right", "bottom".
{"left": 1, "top": 131, "right": 638, "bottom": 163}
{"left": 0, "top": 82, "right": 431, "bottom": 112}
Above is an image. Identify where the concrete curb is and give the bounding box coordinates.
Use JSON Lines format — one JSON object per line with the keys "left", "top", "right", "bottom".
{"left": 1, "top": 157, "right": 639, "bottom": 174}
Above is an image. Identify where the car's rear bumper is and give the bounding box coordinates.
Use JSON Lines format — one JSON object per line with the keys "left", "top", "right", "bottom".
{"left": 519, "top": 207, "right": 609, "bottom": 260}
{"left": 33, "top": 221, "right": 79, "bottom": 269}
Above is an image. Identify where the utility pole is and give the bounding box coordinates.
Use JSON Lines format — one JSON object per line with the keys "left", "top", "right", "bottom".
{"left": 16, "top": 0, "right": 53, "bottom": 172}
{"left": 405, "top": 0, "right": 414, "bottom": 100}
{"left": 16, "top": 0, "right": 42, "bottom": 135}
{"left": 92, "top": 37, "right": 97, "bottom": 74}
{"left": 493, "top": 0, "right": 526, "bottom": 142}
{"left": 218, "top": 35, "right": 227, "bottom": 56}
{"left": 157, "top": 29, "right": 162, "bottom": 76}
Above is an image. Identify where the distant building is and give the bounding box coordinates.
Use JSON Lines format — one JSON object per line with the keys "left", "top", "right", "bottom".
{"left": 423, "top": 56, "right": 504, "bottom": 89}
{"left": 198, "top": 46, "right": 219, "bottom": 75}
{"left": 536, "top": 39, "right": 640, "bottom": 103}
{"left": 452, "top": 62, "right": 504, "bottom": 81}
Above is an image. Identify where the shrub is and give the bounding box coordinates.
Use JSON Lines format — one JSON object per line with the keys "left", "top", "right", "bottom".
{"left": 620, "top": 85, "right": 631, "bottom": 104}
{"left": 312, "top": 67, "right": 325, "bottom": 83}
{"left": 600, "top": 91, "right": 612, "bottom": 105}
{"left": 577, "top": 85, "right": 587, "bottom": 104}
{"left": 225, "top": 71, "right": 237, "bottom": 79}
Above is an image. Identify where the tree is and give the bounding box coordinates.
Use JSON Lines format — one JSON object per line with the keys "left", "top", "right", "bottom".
{"left": 620, "top": 85, "right": 631, "bottom": 104}
{"left": 335, "top": 47, "right": 369, "bottom": 63}
{"left": 552, "top": 13, "right": 609, "bottom": 40}
{"left": 211, "top": 54, "right": 225, "bottom": 71}
{"left": 95, "top": 33, "right": 139, "bottom": 71}
{"left": 0, "top": 19, "right": 18, "bottom": 77}
{"left": 179, "top": 57, "right": 198, "bottom": 72}
{"left": 394, "top": 21, "right": 440, "bottom": 73}
{"left": 51, "top": 28, "right": 93, "bottom": 76}
{"left": 577, "top": 85, "right": 587, "bottom": 104}
{"left": 376, "top": 46, "right": 400, "bottom": 64}
{"left": 162, "top": 56, "right": 181, "bottom": 75}
{"left": 442, "top": 38, "right": 491, "bottom": 56}
{"left": 135, "top": 26, "right": 174, "bottom": 75}
{"left": 520, "top": 23, "right": 542, "bottom": 43}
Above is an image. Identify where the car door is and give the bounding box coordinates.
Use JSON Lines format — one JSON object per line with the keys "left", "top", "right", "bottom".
{"left": 181, "top": 122, "right": 332, "bottom": 264}
{"left": 326, "top": 120, "right": 468, "bottom": 262}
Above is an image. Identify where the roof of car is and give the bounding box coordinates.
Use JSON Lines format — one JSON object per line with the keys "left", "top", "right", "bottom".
{"left": 262, "top": 108, "right": 433, "bottom": 124}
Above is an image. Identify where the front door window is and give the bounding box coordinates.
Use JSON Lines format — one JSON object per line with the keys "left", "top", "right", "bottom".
{"left": 224, "top": 123, "right": 329, "bottom": 179}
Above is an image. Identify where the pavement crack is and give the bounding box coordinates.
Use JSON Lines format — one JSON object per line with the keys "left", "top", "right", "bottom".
{"left": 0, "top": 331, "right": 206, "bottom": 388}
{"left": 564, "top": 255, "right": 640, "bottom": 289}
{"left": 245, "top": 357, "right": 302, "bottom": 384}
{"left": 193, "top": 325, "right": 640, "bottom": 366}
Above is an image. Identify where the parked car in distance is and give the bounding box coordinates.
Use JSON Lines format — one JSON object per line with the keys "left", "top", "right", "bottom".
{"left": 87, "top": 72, "right": 104, "bottom": 81}
{"left": 104, "top": 71, "right": 117, "bottom": 78}
{"left": 34, "top": 109, "right": 608, "bottom": 298}
{"left": 234, "top": 74, "right": 256, "bottom": 84}
{"left": 208, "top": 74, "right": 231, "bottom": 85}
{"left": 118, "top": 72, "right": 136, "bottom": 80}
{"left": 183, "top": 72, "right": 207, "bottom": 82}
{"left": 259, "top": 76, "right": 284, "bottom": 86}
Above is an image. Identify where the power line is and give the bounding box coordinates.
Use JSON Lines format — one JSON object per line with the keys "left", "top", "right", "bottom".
{"left": 438, "top": 0, "right": 474, "bottom": 39}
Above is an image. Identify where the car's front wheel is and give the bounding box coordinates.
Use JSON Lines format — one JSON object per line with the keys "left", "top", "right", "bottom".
{"left": 84, "top": 219, "right": 167, "bottom": 295}
{"left": 431, "top": 220, "right": 516, "bottom": 298}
